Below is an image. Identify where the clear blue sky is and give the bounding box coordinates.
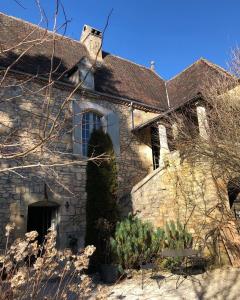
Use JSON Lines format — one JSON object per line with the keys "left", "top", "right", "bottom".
{"left": 1, "top": 0, "right": 240, "bottom": 79}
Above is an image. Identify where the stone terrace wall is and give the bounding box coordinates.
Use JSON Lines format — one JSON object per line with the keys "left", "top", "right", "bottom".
{"left": 131, "top": 151, "right": 230, "bottom": 240}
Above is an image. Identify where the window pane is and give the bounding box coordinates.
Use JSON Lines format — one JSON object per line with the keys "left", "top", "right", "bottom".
{"left": 82, "top": 112, "right": 90, "bottom": 157}
{"left": 82, "top": 112, "right": 102, "bottom": 156}
{"left": 93, "top": 113, "right": 102, "bottom": 130}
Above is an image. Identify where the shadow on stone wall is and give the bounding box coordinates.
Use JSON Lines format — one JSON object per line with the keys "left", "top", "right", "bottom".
{"left": 0, "top": 50, "right": 155, "bottom": 248}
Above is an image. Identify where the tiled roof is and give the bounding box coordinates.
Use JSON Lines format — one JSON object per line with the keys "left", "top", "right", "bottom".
{"left": 0, "top": 13, "right": 168, "bottom": 110}
{"left": 0, "top": 13, "right": 89, "bottom": 76}
{"left": 0, "top": 13, "right": 236, "bottom": 114}
{"left": 166, "top": 58, "right": 235, "bottom": 108}
{"left": 95, "top": 54, "right": 168, "bottom": 108}
{"left": 133, "top": 59, "right": 237, "bottom": 130}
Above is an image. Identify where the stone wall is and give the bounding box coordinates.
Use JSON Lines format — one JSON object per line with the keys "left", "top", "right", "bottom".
{"left": 0, "top": 72, "right": 158, "bottom": 249}
{"left": 74, "top": 94, "right": 157, "bottom": 198}
{"left": 131, "top": 150, "right": 230, "bottom": 241}
{"left": 0, "top": 162, "right": 87, "bottom": 249}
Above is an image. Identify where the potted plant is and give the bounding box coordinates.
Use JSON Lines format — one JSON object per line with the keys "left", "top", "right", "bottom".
{"left": 96, "top": 218, "right": 120, "bottom": 284}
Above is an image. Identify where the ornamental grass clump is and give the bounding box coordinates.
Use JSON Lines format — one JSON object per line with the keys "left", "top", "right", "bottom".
{"left": 0, "top": 223, "right": 97, "bottom": 300}
{"left": 110, "top": 215, "right": 165, "bottom": 270}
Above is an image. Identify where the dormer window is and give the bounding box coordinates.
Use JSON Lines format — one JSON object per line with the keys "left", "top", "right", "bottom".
{"left": 78, "top": 57, "right": 95, "bottom": 90}
{"left": 67, "top": 57, "right": 95, "bottom": 90}
{"left": 82, "top": 111, "right": 102, "bottom": 156}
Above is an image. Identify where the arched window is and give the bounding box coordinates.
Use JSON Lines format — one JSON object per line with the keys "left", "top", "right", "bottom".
{"left": 82, "top": 111, "right": 102, "bottom": 156}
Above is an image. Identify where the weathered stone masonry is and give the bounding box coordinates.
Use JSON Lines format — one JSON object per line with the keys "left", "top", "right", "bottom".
{"left": 0, "top": 72, "right": 158, "bottom": 249}
{"left": 131, "top": 105, "right": 232, "bottom": 246}
{"left": 1, "top": 12, "right": 238, "bottom": 254}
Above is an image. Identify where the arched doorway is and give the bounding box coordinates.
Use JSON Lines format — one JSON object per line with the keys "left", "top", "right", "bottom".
{"left": 228, "top": 178, "right": 240, "bottom": 223}
{"left": 27, "top": 201, "right": 59, "bottom": 244}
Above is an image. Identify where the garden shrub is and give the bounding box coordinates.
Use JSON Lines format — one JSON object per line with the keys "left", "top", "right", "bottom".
{"left": 162, "top": 220, "right": 193, "bottom": 270}
{"left": 85, "top": 130, "right": 118, "bottom": 264}
{"left": 110, "top": 214, "right": 165, "bottom": 270}
{"left": 0, "top": 224, "right": 97, "bottom": 300}
{"left": 165, "top": 220, "right": 193, "bottom": 249}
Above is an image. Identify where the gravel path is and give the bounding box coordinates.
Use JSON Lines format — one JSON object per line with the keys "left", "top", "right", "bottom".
{"left": 100, "top": 267, "right": 240, "bottom": 300}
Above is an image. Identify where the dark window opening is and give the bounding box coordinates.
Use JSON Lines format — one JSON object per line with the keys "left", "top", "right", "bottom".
{"left": 151, "top": 126, "right": 160, "bottom": 170}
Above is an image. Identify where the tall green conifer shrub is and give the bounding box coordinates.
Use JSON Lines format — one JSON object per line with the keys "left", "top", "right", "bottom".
{"left": 85, "top": 129, "right": 118, "bottom": 263}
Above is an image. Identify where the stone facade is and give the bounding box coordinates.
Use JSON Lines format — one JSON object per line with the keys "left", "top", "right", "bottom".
{"left": 131, "top": 151, "right": 229, "bottom": 238}
{"left": 0, "top": 72, "right": 158, "bottom": 249}
{"left": 1, "top": 13, "right": 238, "bottom": 257}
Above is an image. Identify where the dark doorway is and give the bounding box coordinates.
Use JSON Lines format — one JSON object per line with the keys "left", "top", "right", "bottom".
{"left": 27, "top": 204, "right": 58, "bottom": 244}
{"left": 228, "top": 178, "right": 240, "bottom": 223}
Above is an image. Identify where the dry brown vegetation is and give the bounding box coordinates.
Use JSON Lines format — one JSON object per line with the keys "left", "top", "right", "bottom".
{"left": 164, "top": 48, "right": 240, "bottom": 265}
{"left": 0, "top": 224, "right": 99, "bottom": 299}
{"left": 173, "top": 61, "right": 240, "bottom": 179}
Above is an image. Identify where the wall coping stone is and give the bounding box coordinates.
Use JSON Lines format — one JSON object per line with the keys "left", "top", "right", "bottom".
{"left": 131, "top": 166, "right": 165, "bottom": 194}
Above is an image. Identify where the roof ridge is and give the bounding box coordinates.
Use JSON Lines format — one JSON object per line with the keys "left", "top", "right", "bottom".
{"left": 149, "top": 67, "right": 166, "bottom": 81}
{"left": 167, "top": 58, "right": 204, "bottom": 82}
{"left": 200, "top": 57, "right": 234, "bottom": 78}
{"left": 1, "top": 12, "right": 166, "bottom": 79}
{"left": 167, "top": 57, "right": 234, "bottom": 82}
{"left": 0, "top": 12, "right": 86, "bottom": 47}
{"left": 108, "top": 53, "right": 165, "bottom": 80}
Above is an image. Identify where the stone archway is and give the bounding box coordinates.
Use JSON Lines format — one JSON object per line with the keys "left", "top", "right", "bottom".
{"left": 27, "top": 201, "right": 59, "bottom": 244}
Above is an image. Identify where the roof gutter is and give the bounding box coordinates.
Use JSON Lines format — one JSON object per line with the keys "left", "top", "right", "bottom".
{"left": 165, "top": 81, "right": 170, "bottom": 109}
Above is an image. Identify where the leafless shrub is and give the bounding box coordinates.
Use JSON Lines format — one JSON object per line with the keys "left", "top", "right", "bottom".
{"left": 0, "top": 223, "right": 100, "bottom": 299}
{"left": 172, "top": 56, "right": 240, "bottom": 179}
{"left": 164, "top": 49, "right": 240, "bottom": 264}
{"left": 0, "top": 1, "right": 111, "bottom": 196}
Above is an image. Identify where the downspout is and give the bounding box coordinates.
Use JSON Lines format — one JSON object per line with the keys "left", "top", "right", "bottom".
{"left": 165, "top": 81, "right": 170, "bottom": 109}
{"left": 131, "top": 102, "right": 135, "bottom": 129}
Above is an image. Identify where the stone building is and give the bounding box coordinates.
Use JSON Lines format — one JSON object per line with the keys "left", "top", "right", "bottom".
{"left": 0, "top": 13, "right": 238, "bottom": 250}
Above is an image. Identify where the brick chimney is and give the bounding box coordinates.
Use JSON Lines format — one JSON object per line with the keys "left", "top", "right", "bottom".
{"left": 80, "top": 25, "right": 102, "bottom": 61}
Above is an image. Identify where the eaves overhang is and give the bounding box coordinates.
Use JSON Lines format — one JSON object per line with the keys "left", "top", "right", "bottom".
{"left": 132, "top": 93, "right": 203, "bottom": 132}
{"left": 0, "top": 66, "right": 165, "bottom": 113}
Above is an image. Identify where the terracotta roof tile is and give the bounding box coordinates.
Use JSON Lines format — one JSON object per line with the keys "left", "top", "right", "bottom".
{"left": 166, "top": 58, "right": 235, "bottom": 108}
{"left": 0, "top": 13, "right": 235, "bottom": 113}
{"left": 0, "top": 13, "right": 168, "bottom": 110}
